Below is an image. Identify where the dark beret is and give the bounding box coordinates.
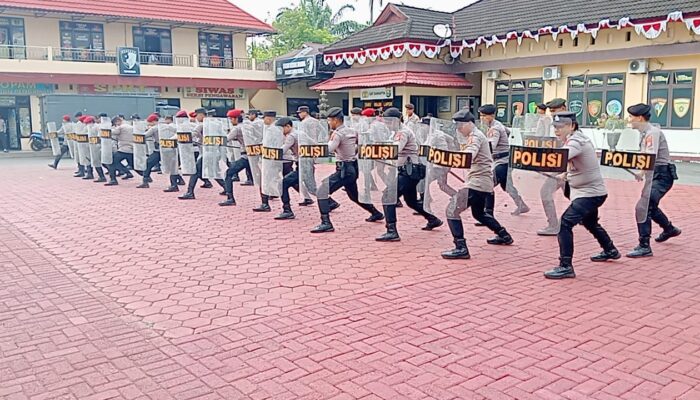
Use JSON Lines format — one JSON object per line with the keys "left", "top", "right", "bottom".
{"left": 383, "top": 107, "right": 402, "bottom": 119}
{"left": 537, "top": 103, "right": 548, "bottom": 111}
{"left": 248, "top": 109, "right": 260, "bottom": 115}
{"left": 296, "top": 106, "right": 310, "bottom": 113}
{"left": 194, "top": 108, "right": 207, "bottom": 115}
{"left": 552, "top": 111, "right": 577, "bottom": 123}
{"left": 627, "top": 103, "right": 652, "bottom": 117}
{"left": 130, "top": 114, "right": 141, "bottom": 120}
{"left": 478, "top": 104, "right": 497, "bottom": 115}
{"left": 74, "top": 111, "right": 83, "bottom": 118}
{"left": 275, "top": 117, "right": 293, "bottom": 127}
{"left": 98, "top": 112, "right": 108, "bottom": 118}
{"left": 404, "top": 103, "right": 415, "bottom": 110}
{"left": 350, "top": 107, "right": 362, "bottom": 115}
{"left": 263, "top": 110, "right": 277, "bottom": 117}
{"left": 453, "top": 109, "right": 476, "bottom": 123}
{"left": 327, "top": 107, "right": 344, "bottom": 119}
{"left": 546, "top": 98, "right": 567, "bottom": 109}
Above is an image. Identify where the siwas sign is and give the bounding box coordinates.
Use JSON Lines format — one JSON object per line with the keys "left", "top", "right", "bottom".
{"left": 184, "top": 87, "right": 245, "bottom": 99}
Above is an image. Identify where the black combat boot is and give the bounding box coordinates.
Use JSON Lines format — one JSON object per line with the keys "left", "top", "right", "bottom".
{"left": 376, "top": 223, "right": 400, "bottom": 242}
{"left": 328, "top": 198, "right": 340, "bottom": 211}
{"left": 365, "top": 207, "right": 384, "bottom": 222}
{"left": 82, "top": 168, "right": 94, "bottom": 180}
{"left": 163, "top": 186, "right": 179, "bottom": 192}
{"left": 655, "top": 226, "right": 682, "bottom": 243}
{"left": 442, "top": 219, "right": 470, "bottom": 259}
{"left": 253, "top": 198, "right": 271, "bottom": 212}
{"left": 396, "top": 199, "right": 403, "bottom": 208}
{"left": 104, "top": 180, "right": 119, "bottom": 186}
{"left": 590, "top": 248, "right": 621, "bottom": 262}
{"left": 422, "top": 217, "right": 443, "bottom": 231}
{"left": 487, "top": 228, "right": 514, "bottom": 245}
{"left": 544, "top": 257, "right": 575, "bottom": 279}
{"left": 178, "top": 192, "right": 195, "bottom": 200}
{"left": 200, "top": 180, "right": 213, "bottom": 188}
{"left": 299, "top": 199, "right": 314, "bottom": 206}
{"left": 176, "top": 177, "right": 186, "bottom": 185}
{"left": 137, "top": 178, "right": 149, "bottom": 188}
{"left": 311, "top": 214, "right": 334, "bottom": 233}
{"left": 241, "top": 180, "right": 254, "bottom": 186}
{"left": 48, "top": 163, "right": 57, "bottom": 170}
{"left": 627, "top": 237, "right": 653, "bottom": 258}
{"left": 219, "top": 193, "right": 236, "bottom": 206}
{"left": 73, "top": 165, "right": 85, "bottom": 177}
{"left": 94, "top": 169, "right": 107, "bottom": 183}
{"left": 275, "top": 204, "right": 295, "bottom": 220}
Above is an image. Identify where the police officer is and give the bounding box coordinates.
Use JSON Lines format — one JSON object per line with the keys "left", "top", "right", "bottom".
{"left": 310, "top": 107, "right": 384, "bottom": 233}
{"left": 105, "top": 115, "right": 135, "bottom": 186}
{"left": 626, "top": 103, "right": 681, "bottom": 258}
{"left": 538, "top": 98, "right": 568, "bottom": 235}
{"left": 48, "top": 115, "right": 72, "bottom": 169}
{"left": 83, "top": 115, "right": 107, "bottom": 182}
{"left": 441, "top": 110, "right": 514, "bottom": 259}
{"left": 219, "top": 109, "right": 248, "bottom": 206}
{"left": 404, "top": 103, "right": 420, "bottom": 124}
{"left": 295, "top": 106, "right": 317, "bottom": 206}
{"left": 544, "top": 112, "right": 619, "bottom": 279}
{"left": 273, "top": 117, "right": 301, "bottom": 219}
{"left": 136, "top": 113, "right": 165, "bottom": 189}
{"left": 178, "top": 108, "right": 213, "bottom": 199}
{"left": 72, "top": 112, "right": 85, "bottom": 177}
{"left": 375, "top": 108, "right": 442, "bottom": 242}
{"left": 253, "top": 110, "right": 286, "bottom": 212}
{"left": 478, "top": 104, "right": 529, "bottom": 223}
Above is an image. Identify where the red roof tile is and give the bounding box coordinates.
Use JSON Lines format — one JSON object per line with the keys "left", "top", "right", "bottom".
{"left": 0, "top": 0, "right": 273, "bottom": 33}
{"left": 310, "top": 71, "right": 473, "bottom": 90}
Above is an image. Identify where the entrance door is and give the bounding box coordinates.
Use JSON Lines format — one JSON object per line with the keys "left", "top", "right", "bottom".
{"left": 0, "top": 107, "right": 20, "bottom": 150}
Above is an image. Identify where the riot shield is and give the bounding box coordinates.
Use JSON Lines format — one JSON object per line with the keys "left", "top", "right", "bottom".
{"left": 87, "top": 124, "right": 102, "bottom": 168}
{"left": 99, "top": 117, "right": 113, "bottom": 165}
{"left": 158, "top": 122, "right": 179, "bottom": 176}
{"left": 507, "top": 115, "right": 569, "bottom": 234}
{"left": 176, "top": 118, "right": 197, "bottom": 175}
{"left": 298, "top": 118, "right": 330, "bottom": 200}
{"left": 357, "top": 117, "right": 399, "bottom": 206}
{"left": 411, "top": 122, "right": 431, "bottom": 194}
{"left": 201, "top": 118, "right": 227, "bottom": 180}
{"left": 62, "top": 122, "right": 76, "bottom": 160}
{"left": 242, "top": 121, "right": 264, "bottom": 187}
{"left": 261, "top": 124, "right": 285, "bottom": 197}
{"left": 422, "top": 118, "right": 472, "bottom": 220}
{"left": 226, "top": 120, "right": 241, "bottom": 163}
{"left": 132, "top": 121, "right": 148, "bottom": 172}
{"left": 75, "top": 122, "right": 90, "bottom": 167}
{"left": 596, "top": 124, "right": 659, "bottom": 223}
{"left": 46, "top": 122, "right": 61, "bottom": 156}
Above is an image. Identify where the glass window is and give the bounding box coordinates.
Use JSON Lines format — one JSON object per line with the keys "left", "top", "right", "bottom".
{"left": 133, "top": 27, "right": 172, "bottom": 65}
{"left": 202, "top": 99, "right": 235, "bottom": 117}
{"left": 0, "top": 17, "right": 26, "bottom": 60}
{"left": 493, "top": 79, "right": 544, "bottom": 125}
{"left": 198, "top": 32, "right": 233, "bottom": 68}
{"left": 648, "top": 70, "right": 694, "bottom": 129}
{"left": 59, "top": 21, "right": 105, "bottom": 61}
{"left": 567, "top": 74, "right": 625, "bottom": 127}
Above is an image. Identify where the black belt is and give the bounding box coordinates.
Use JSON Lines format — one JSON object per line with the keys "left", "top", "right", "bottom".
{"left": 336, "top": 160, "right": 357, "bottom": 167}
{"left": 654, "top": 164, "right": 673, "bottom": 171}
{"left": 493, "top": 151, "right": 509, "bottom": 159}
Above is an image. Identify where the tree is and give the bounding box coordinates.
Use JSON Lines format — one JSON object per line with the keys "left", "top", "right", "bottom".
{"left": 369, "top": 0, "right": 384, "bottom": 23}
{"left": 249, "top": 0, "right": 366, "bottom": 61}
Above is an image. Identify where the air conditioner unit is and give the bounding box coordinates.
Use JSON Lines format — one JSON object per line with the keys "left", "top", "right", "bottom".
{"left": 543, "top": 66, "right": 561, "bottom": 81}
{"left": 485, "top": 70, "right": 500, "bottom": 80}
{"left": 628, "top": 59, "right": 648, "bottom": 74}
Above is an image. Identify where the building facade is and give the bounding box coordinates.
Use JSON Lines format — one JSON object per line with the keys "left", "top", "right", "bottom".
{"left": 319, "top": 1, "right": 700, "bottom": 156}
{"left": 0, "top": 0, "right": 278, "bottom": 150}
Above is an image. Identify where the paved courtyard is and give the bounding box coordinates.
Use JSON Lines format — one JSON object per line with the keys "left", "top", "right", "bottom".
{"left": 1, "top": 157, "right": 700, "bottom": 400}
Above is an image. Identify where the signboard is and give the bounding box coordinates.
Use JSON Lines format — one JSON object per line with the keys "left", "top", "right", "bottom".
{"left": 0, "top": 82, "right": 55, "bottom": 95}
{"left": 183, "top": 87, "right": 246, "bottom": 99}
{"left": 117, "top": 47, "right": 141, "bottom": 76}
{"left": 276, "top": 55, "right": 316, "bottom": 80}
{"left": 360, "top": 87, "right": 393, "bottom": 101}
{"left": 78, "top": 84, "right": 160, "bottom": 96}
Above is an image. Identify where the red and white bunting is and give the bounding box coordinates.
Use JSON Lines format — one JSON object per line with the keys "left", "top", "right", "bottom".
{"left": 323, "top": 11, "right": 700, "bottom": 65}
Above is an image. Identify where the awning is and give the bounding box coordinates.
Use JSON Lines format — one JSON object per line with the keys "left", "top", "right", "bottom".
{"left": 310, "top": 71, "right": 472, "bottom": 91}
{"left": 0, "top": 73, "right": 278, "bottom": 90}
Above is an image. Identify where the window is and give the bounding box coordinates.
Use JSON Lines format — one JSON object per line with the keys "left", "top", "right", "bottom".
{"left": 59, "top": 21, "right": 105, "bottom": 61}
{"left": 0, "top": 17, "right": 26, "bottom": 60}
{"left": 567, "top": 74, "right": 625, "bottom": 126}
{"left": 202, "top": 99, "right": 235, "bottom": 117}
{"left": 133, "top": 27, "right": 172, "bottom": 65}
{"left": 198, "top": 32, "right": 233, "bottom": 68}
{"left": 494, "top": 79, "right": 544, "bottom": 125}
{"left": 648, "top": 70, "right": 694, "bottom": 129}
{"left": 287, "top": 98, "right": 319, "bottom": 117}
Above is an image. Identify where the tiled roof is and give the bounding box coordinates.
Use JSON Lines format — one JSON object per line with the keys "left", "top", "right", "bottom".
{"left": 310, "top": 71, "right": 473, "bottom": 90}
{"left": 0, "top": 0, "right": 274, "bottom": 33}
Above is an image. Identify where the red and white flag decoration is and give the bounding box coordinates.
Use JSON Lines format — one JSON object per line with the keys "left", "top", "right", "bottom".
{"left": 323, "top": 11, "right": 700, "bottom": 65}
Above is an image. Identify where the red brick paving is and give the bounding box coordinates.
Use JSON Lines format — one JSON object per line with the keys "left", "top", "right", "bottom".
{"left": 1, "top": 158, "right": 700, "bottom": 399}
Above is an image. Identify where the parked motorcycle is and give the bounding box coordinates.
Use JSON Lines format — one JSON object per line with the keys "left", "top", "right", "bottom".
{"left": 29, "top": 132, "right": 49, "bottom": 152}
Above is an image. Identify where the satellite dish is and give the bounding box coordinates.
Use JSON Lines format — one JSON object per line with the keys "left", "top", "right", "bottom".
{"left": 432, "top": 24, "right": 452, "bottom": 39}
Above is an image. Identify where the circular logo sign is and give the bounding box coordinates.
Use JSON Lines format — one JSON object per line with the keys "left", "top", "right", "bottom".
{"left": 569, "top": 100, "right": 584, "bottom": 117}
{"left": 606, "top": 99, "right": 623, "bottom": 116}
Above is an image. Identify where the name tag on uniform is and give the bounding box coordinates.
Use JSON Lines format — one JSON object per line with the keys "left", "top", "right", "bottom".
{"left": 510, "top": 145, "right": 568, "bottom": 173}
{"left": 159, "top": 139, "right": 177, "bottom": 148}
{"left": 47, "top": 132, "right": 58, "bottom": 139}
{"left": 246, "top": 144, "right": 262, "bottom": 156}
{"left": 88, "top": 137, "right": 99, "bottom": 145}
{"left": 76, "top": 134, "right": 89, "bottom": 143}
{"left": 358, "top": 144, "right": 399, "bottom": 160}
{"left": 262, "top": 146, "right": 283, "bottom": 160}
{"left": 99, "top": 129, "right": 111, "bottom": 139}
{"left": 177, "top": 132, "right": 192, "bottom": 143}
{"left": 600, "top": 150, "right": 655, "bottom": 171}
{"left": 427, "top": 148, "right": 472, "bottom": 169}
{"left": 523, "top": 135, "right": 562, "bottom": 149}
{"left": 203, "top": 136, "right": 225, "bottom": 146}
{"left": 418, "top": 145, "right": 431, "bottom": 157}
{"left": 133, "top": 134, "right": 146, "bottom": 144}
{"left": 299, "top": 145, "right": 329, "bottom": 158}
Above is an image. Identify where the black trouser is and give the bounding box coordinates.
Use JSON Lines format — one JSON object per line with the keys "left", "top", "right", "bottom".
{"left": 260, "top": 162, "right": 293, "bottom": 204}
{"left": 0, "top": 132, "right": 9, "bottom": 151}
{"left": 317, "top": 161, "right": 378, "bottom": 215}
{"left": 186, "top": 153, "right": 212, "bottom": 193}
{"left": 485, "top": 162, "right": 525, "bottom": 212}
{"left": 223, "top": 157, "right": 250, "bottom": 196}
{"left": 143, "top": 151, "right": 161, "bottom": 181}
{"left": 108, "top": 151, "right": 134, "bottom": 181}
{"left": 447, "top": 188, "right": 505, "bottom": 238}
{"left": 637, "top": 165, "right": 676, "bottom": 239}
{"left": 52, "top": 144, "right": 70, "bottom": 167}
{"left": 384, "top": 169, "right": 436, "bottom": 224}
{"left": 559, "top": 195, "right": 614, "bottom": 259}
{"left": 281, "top": 167, "right": 300, "bottom": 206}
{"left": 86, "top": 165, "right": 106, "bottom": 179}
